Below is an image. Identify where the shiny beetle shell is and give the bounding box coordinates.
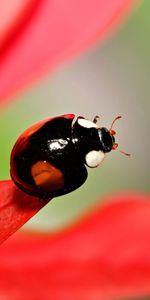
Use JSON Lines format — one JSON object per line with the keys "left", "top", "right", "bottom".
{"left": 10, "top": 114, "right": 116, "bottom": 198}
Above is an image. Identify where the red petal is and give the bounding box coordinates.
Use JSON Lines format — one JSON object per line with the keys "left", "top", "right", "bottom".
{"left": 0, "top": 180, "right": 50, "bottom": 244}
{"left": 0, "top": 192, "right": 150, "bottom": 299}
{"left": 0, "top": 0, "right": 136, "bottom": 106}
{"left": 0, "top": 0, "right": 37, "bottom": 46}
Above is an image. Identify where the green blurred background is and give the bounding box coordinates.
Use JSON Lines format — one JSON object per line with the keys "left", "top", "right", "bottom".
{"left": 0, "top": 0, "right": 149, "bottom": 232}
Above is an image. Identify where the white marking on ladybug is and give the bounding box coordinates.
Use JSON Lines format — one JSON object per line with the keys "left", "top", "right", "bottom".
{"left": 78, "top": 118, "right": 99, "bottom": 129}
{"left": 85, "top": 150, "right": 105, "bottom": 168}
{"left": 49, "top": 139, "right": 68, "bottom": 151}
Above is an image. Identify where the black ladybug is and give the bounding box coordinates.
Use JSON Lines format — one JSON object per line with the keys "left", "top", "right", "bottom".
{"left": 10, "top": 114, "right": 130, "bottom": 198}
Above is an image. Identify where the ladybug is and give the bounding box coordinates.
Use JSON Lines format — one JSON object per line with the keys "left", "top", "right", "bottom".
{"left": 10, "top": 114, "right": 130, "bottom": 198}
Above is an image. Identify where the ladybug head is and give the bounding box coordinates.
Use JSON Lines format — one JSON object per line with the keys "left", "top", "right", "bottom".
{"left": 98, "top": 127, "right": 116, "bottom": 153}
{"left": 98, "top": 115, "right": 122, "bottom": 153}
{"left": 72, "top": 115, "right": 130, "bottom": 168}
{"left": 99, "top": 115, "right": 130, "bottom": 156}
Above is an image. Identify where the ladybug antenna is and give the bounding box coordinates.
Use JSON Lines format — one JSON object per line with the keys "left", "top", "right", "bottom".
{"left": 110, "top": 116, "right": 131, "bottom": 157}
{"left": 112, "top": 143, "right": 131, "bottom": 156}
{"left": 110, "top": 115, "right": 122, "bottom": 130}
{"left": 119, "top": 150, "right": 131, "bottom": 157}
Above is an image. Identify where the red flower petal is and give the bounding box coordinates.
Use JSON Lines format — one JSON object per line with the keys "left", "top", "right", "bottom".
{"left": 0, "top": 192, "right": 150, "bottom": 299}
{"left": 0, "top": 180, "right": 50, "bottom": 244}
{"left": 0, "top": 0, "right": 37, "bottom": 46}
{"left": 0, "top": 0, "right": 136, "bottom": 106}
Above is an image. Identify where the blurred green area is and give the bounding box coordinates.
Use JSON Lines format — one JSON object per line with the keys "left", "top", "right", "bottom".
{"left": 0, "top": 0, "right": 149, "bottom": 231}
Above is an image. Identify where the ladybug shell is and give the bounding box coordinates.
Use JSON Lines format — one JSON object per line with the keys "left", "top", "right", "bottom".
{"left": 10, "top": 114, "right": 87, "bottom": 198}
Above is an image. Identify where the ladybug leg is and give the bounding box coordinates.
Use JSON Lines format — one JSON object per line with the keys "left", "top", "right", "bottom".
{"left": 93, "top": 115, "right": 100, "bottom": 124}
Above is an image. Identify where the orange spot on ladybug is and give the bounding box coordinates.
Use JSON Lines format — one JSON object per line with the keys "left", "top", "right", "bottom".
{"left": 31, "top": 161, "right": 64, "bottom": 192}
